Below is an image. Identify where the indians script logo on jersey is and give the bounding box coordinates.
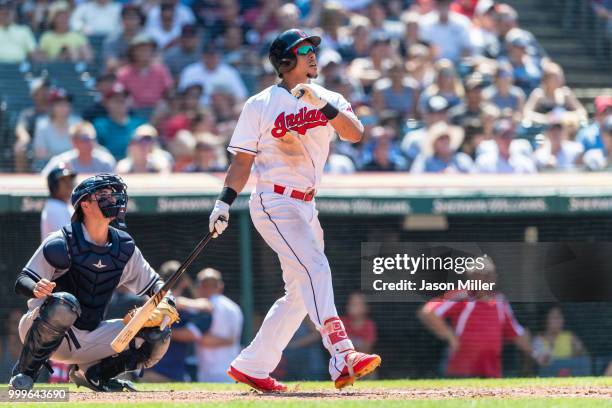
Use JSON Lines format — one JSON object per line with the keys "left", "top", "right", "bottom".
{"left": 271, "top": 107, "right": 328, "bottom": 138}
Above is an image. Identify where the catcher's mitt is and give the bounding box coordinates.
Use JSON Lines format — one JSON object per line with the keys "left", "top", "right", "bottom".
{"left": 123, "top": 297, "right": 180, "bottom": 328}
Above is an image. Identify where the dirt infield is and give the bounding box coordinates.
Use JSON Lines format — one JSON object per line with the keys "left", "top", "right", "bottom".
{"left": 68, "top": 386, "right": 612, "bottom": 402}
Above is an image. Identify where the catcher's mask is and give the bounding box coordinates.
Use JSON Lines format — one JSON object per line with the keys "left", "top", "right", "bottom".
{"left": 71, "top": 173, "right": 129, "bottom": 228}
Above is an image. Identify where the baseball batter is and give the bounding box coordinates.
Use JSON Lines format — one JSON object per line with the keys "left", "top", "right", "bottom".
{"left": 9, "top": 174, "right": 179, "bottom": 392}
{"left": 208, "top": 29, "right": 381, "bottom": 392}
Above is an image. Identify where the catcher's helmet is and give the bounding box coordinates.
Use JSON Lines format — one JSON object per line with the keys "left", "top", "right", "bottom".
{"left": 47, "top": 162, "right": 76, "bottom": 196}
{"left": 71, "top": 173, "right": 128, "bottom": 228}
{"left": 269, "top": 29, "right": 321, "bottom": 77}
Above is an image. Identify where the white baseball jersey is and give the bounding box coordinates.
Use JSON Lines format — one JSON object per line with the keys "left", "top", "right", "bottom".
{"left": 228, "top": 83, "right": 361, "bottom": 190}
{"left": 230, "top": 82, "right": 361, "bottom": 381}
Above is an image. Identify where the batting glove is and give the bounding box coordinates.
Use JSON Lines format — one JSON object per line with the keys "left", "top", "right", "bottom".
{"left": 209, "top": 200, "right": 230, "bottom": 238}
{"left": 291, "top": 83, "right": 327, "bottom": 109}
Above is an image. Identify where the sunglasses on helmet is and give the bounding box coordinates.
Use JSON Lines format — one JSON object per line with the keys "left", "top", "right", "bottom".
{"left": 294, "top": 45, "right": 316, "bottom": 56}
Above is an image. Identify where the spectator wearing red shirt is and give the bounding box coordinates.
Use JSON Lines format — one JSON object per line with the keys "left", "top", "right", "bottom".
{"left": 450, "top": 0, "right": 479, "bottom": 19}
{"left": 117, "top": 34, "right": 174, "bottom": 111}
{"left": 340, "top": 292, "right": 377, "bottom": 354}
{"left": 418, "top": 259, "right": 533, "bottom": 378}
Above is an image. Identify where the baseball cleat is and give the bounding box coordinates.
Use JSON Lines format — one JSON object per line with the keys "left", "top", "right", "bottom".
{"left": 8, "top": 373, "right": 34, "bottom": 390}
{"left": 69, "top": 365, "right": 137, "bottom": 392}
{"left": 334, "top": 351, "right": 381, "bottom": 389}
{"left": 227, "top": 365, "right": 287, "bottom": 393}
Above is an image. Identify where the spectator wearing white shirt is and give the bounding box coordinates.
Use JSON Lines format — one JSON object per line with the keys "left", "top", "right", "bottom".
{"left": 145, "top": 0, "right": 194, "bottom": 38}
{"left": 70, "top": 0, "right": 121, "bottom": 36}
{"left": 179, "top": 44, "right": 247, "bottom": 105}
{"left": 41, "top": 163, "right": 76, "bottom": 240}
{"left": 534, "top": 115, "right": 584, "bottom": 171}
{"left": 195, "top": 268, "right": 243, "bottom": 383}
{"left": 41, "top": 121, "right": 116, "bottom": 176}
{"left": 418, "top": 0, "right": 472, "bottom": 63}
{"left": 145, "top": 1, "right": 181, "bottom": 50}
{"left": 476, "top": 119, "right": 536, "bottom": 173}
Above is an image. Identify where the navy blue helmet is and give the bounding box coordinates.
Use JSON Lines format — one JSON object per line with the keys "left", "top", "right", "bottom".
{"left": 71, "top": 173, "right": 128, "bottom": 228}
{"left": 47, "top": 162, "right": 76, "bottom": 195}
{"left": 269, "top": 29, "right": 321, "bottom": 77}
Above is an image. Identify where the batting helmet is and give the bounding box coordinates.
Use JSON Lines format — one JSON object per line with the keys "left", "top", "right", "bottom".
{"left": 269, "top": 29, "right": 321, "bottom": 77}
{"left": 71, "top": 173, "right": 128, "bottom": 228}
{"left": 47, "top": 163, "right": 76, "bottom": 196}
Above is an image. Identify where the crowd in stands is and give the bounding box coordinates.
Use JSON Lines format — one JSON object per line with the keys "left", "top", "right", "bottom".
{"left": 1, "top": 0, "right": 611, "bottom": 175}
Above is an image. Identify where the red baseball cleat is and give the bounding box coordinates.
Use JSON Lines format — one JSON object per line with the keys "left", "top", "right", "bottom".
{"left": 227, "top": 366, "right": 288, "bottom": 393}
{"left": 334, "top": 351, "right": 382, "bottom": 389}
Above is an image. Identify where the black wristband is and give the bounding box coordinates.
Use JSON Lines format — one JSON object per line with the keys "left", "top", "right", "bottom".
{"left": 218, "top": 186, "right": 238, "bottom": 206}
{"left": 320, "top": 103, "right": 339, "bottom": 120}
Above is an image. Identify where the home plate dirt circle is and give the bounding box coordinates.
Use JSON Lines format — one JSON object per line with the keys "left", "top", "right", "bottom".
{"left": 68, "top": 386, "right": 612, "bottom": 402}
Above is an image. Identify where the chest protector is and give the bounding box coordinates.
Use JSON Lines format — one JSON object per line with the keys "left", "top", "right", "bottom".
{"left": 54, "top": 222, "right": 135, "bottom": 331}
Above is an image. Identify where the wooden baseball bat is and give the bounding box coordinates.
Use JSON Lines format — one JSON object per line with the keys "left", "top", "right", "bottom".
{"left": 110, "top": 231, "right": 214, "bottom": 353}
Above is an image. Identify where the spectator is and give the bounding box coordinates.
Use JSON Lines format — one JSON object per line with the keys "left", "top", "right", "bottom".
{"left": 405, "top": 43, "right": 435, "bottom": 91}
{"left": 411, "top": 121, "right": 474, "bottom": 173}
{"left": 14, "top": 77, "right": 50, "bottom": 172}
{"left": 183, "top": 134, "right": 227, "bottom": 172}
{"left": 402, "top": 95, "right": 452, "bottom": 164}
{"left": 532, "top": 306, "right": 587, "bottom": 367}
{"left": 583, "top": 116, "right": 612, "bottom": 171}
{"left": 476, "top": 119, "right": 537, "bottom": 173}
{"left": 146, "top": 0, "right": 181, "bottom": 50}
{"left": 116, "top": 124, "right": 173, "bottom": 173}
{"left": 40, "top": 162, "right": 76, "bottom": 240}
{"left": 418, "top": 0, "right": 472, "bottom": 63}
{"left": 399, "top": 12, "right": 420, "bottom": 55}
{"left": 523, "top": 62, "right": 587, "bottom": 126}
{"left": 371, "top": 61, "right": 419, "bottom": 119}
{"left": 42, "top": 121, "right": 116, "bottom": 175}
{"left": 39, "top": 1, "right": 92, "bottom": 62}
{"left": 206, "top": 0, "right": 243, "bottom": 39}
{"left": 0, "top": 0, "right": 37, "bottom": 63}
{"left": 495, "top": 4, "right": 544, "bottom": 60}
{"left": 179, "top": 43, "right": 247, "bottom": 106}
{"left": 0, "top": 308, "right": 26, "bottom": 383}
{"left": 418, "top": 258, "right": 534, "bottom": 378}
{"left": 94, "top": 83, "right": 145, "bottom": 160}
{"left": 348, "top": 34, "right": 394, "bottom": 92}
{"left": 20, "top": 0, "right": 53, "bottom": 34}
{"left": 450, "top": 0, "right": 478, "bottom": 19}
{"left": 449, "top": 73, "right": 488, "bottom": 127}
{"left": 534, "top": 115, "right": 584, "bottom": 171}
{"left": 361, "top": 126, "right": 408, "bottom": 171}
{"left": 145, "top": 0, "right": 195, "bottom": 39}
{"left": 70, "top": 0, "right": 121, "bottom": 36}
{"left": 163, "top": 24, "right": 201, "bottom": 78}
{"left": 365, "top": 1, "right": 404, "bottom": 40}
{"left": 103, "top": 4, "right": 144, "bottom": 71}
{"left": 418, "top": 59, "right": 465, "bottom": 116}
{"left": 338, "top": 22, "right": 371, "bottom": 62}
{"left": 195, "top": 268, "right": 243, "bottom": 383}
{"left": 340, "top": 292, "right": 378, "bottom": 354}
{"left": 220, "top": 24, "right": 251, "bottom": 69}
{"left": 32, "top": 88, "right": 81, "bottom": 169}
{"left": 482, "top": 62, "right": 525, "bottom": 114}
{"left": 469, "top": 0, "right": 500, "bottom": 58}
{"left": 117, "top": 34, "right": 174, "bottom": 111}
{"left": 81, "top": 73, "right": 116, "bottom": 123}
{"left": 501, "top": 32, "right": 541, "bottom": 96}
{"left": 577, "top": 95, "right": 612, "bottom": 152}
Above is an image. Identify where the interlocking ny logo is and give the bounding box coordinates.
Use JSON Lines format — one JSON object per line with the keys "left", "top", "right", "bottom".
{"left": 92, "top": 259, "right": 107, "bottom": 269}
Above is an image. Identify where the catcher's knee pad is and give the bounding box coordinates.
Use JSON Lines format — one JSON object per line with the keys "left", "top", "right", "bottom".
{"left": 14, "top": 292, "right": 80, "bottom": 379}
{"left": 137, "top": 327, "right": 171, "bottom": 369}
{"left": 40, "top": 292, "right": 82, "bottom": 330}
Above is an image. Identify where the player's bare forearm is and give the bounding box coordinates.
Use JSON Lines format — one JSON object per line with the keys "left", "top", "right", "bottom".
{"left": 513, "top": 332, "right": 533, "bottom": 355}
{"left": 224, "top": 152, "right": 255, "bottom": 193}
{"left": 171, "top": 327, "right": 200, "bottom": 342}
{"left": 330, "top": 112, "right": 364, "bottom": 143}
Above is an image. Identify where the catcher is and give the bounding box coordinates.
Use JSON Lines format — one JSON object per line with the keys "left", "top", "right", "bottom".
{"left": 9, "top": 173, "right": 179, "bottom": 392}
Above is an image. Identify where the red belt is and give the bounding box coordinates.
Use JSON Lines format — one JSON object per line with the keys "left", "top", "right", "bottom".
{"left": 273, "top": 184, "right": 316, "bottom": 201}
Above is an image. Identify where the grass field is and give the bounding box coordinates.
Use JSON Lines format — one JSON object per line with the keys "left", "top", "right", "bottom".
{"left": 4, "top": 377, "right": 612, "bottom": 407}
